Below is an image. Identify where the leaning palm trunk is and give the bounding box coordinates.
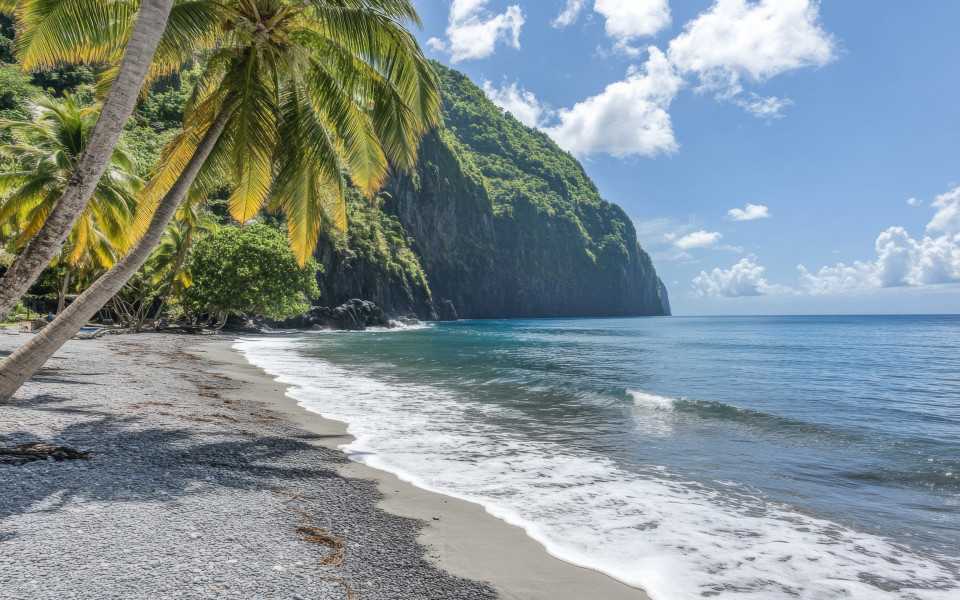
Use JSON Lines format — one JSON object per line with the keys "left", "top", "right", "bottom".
{"left": 56, "top": 269, "right": 71, "bottom": 314}
{"left": 0, "top": 100, "right": 233, "bottom": 403}
{"left": 0, "top": 0, "right": 175, "bottom": 317}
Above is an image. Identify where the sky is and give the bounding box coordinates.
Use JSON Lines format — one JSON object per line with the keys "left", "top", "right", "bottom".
{"left": 409, "top": 0, "right": 960, "bottom": 315}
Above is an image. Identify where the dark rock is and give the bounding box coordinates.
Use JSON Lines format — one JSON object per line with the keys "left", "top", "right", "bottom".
{"left": 268, "top": 299, "right": 393, "bottom": 331}
{"left": 436, "top": 299, "right": 458, "bottom": 322}
{"left": 223, "top": 313, "right": 262, "bottom": 333}
{"left": 393, "top": 314, "right": 422, "bottom": 327}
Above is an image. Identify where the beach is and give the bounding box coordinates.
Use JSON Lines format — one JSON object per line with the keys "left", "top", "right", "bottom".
{"left": 0, "top": 330, "right": 649, "bottom": 600}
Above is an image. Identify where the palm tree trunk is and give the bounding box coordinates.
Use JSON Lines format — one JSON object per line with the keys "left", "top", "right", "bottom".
{"left": 152, "top": 294, "right": 168, "bottom": 322}
{"left": 0, "top": 0, "right": 175, "bottom": 317}
{"left": 57, "top": 269, "right": 71, "bottom": 314}
{"left": 152, "top": 247, "right": 187, "bottom": 321}
{"left": 0, "top": 99, "right": 235, "bottom": 403}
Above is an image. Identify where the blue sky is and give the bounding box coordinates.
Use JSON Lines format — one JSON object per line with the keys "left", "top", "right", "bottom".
{"left": 412, "top": 1, "right": 960, "bottom": 315}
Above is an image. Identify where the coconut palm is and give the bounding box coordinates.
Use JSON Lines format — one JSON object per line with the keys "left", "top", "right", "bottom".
{"left": 147, "top": 201, "right": 217, "bottom": 319}
{"left": 0, "top": 0, "right": 223, "bottom": 316}
{"left": 0, "top": 0, "right": 440, "bottom": 401}
{"left": 0, "top": 93, "right": 141, "bottom": 311}
{"left": 138, "top": 0, "right": 440, "bottom": 263}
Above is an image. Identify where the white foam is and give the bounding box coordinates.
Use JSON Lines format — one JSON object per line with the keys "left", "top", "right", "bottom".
{"left": 628, "top": 390, "right": 678, "bottom": 411}
{"left": 236, "top": 337, "right": 959, "bottom": 600}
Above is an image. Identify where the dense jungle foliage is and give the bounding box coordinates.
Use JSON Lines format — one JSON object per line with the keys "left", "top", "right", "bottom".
{"left": 1, "top": 18, "right": 665, "bottom": 324}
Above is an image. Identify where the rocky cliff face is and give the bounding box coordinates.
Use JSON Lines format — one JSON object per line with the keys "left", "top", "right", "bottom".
{"left": 313, "top": 63, "right": 670, "bottom": 320}
{"left": 313, "top": 231, "right": 437, "bottom": 320}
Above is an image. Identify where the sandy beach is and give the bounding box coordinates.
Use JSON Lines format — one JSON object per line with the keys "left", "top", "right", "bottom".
{"left": 0, "top": 330, "right": 649, "bottom": 600}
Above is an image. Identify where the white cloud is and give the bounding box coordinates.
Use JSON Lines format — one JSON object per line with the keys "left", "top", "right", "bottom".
{"left": 482, "top": 80, "right": 551, "bottom": 128}
{"left": 797, "top": 228, "right": 960, "bottom": 294}
{"left": 552, "top": 0, "right": 588, "bottom": 29}
{"left": 634, "top": 217, "right": 685, "bottom": 242}
{"left": 594, "top": 0, "right": 672, "bottom": 53}
{"left": 428, "top": 0, "right": 524, "bottom": 63}
{"left": 633, "top": 217, "right": 698, "bottom": 262}
{"left": 927, "top": 186, "right": 960, "bottom": 233}
{"left": 727, "top": 203, "right": 771, "bottom": 221}
{"left": 795, "top": 261, "right": 877, "bottom": 295}
{"left": 552, "top": 0, "right": 671, "bottom": 47}
{"left": 693, "top": 256, "right": 778, "bottom": 298}
{"left": 796, "top": 188, "right": 960, "bottom": 295}
{"left": 695, "top": 186, "right": 960, "bottom": 301}
{"left": 675, "top": 230, "right": 723, "bottom": 249}
{"left": 543, "top": 0, "right": 836, "bottom": 159}
{"left": 667, "top": 0, "right": 835, "bottom": 113}
{"left": 907, "top": 197, "right": 923, "bottom": 206}
{"left": 544, "top": 47, "right": 683, "bottom": 158}
{"left": 733, "top": 94, "right": 794, "bottom": 119}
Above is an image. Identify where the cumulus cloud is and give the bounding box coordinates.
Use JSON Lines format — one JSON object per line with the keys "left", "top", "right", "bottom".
{"left": 693, "top": 256, "right": 777, "bottom": 297}
{"left": 795, "top": 262, "right": 876, "bottom": 295}
{"left": 482, "top": 80, "right": 552, "bottom": 128}
{"left": 907, "top": 197, "right": 923, "bottom": 206}
{"left": 552, "top": 0, "right": 671, "bottom": 48}
{"left": 797, "top": 229, "right": 960, "bottom": 294}
{"left": 675, "top": 230, "right": 724, "bottom": 249}
{"left": 594, "top": 0, "right": 672, "bottom": 53}
{"left": 538, "top": 0, "right": 837, "bottom": 158}
{"left": 927, "top": 186, "right": 960, "bottom": 233}
{"left": 727, "top": 203, "right": 771, "bottom": 221}
{"left": 428, "top": 0, "right": 524, "bottom": 63}
{"left": 796, "top": 187, "right": 960, "bottom": 295}
{"left": 552, "top": 0, "right": 588, "bottom": 29}
{"left": 544, "top": 47, "right": 683, "bottom": 158}
{"left": 694, "top": 186, "right": 960, "bottom": 299}
{"left": 667, "top": 0, "right": 835, "bottom": 115}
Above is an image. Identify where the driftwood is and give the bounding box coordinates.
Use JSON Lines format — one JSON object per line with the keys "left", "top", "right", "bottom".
{"left": 0, "top": 443, "right": 91, "bottom": 466}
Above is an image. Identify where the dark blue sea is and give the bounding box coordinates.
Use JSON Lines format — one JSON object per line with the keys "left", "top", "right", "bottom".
{"left": 237, "top": 315, "right": 960, "bottom": 599}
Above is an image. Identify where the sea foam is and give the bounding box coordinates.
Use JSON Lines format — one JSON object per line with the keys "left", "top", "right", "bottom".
{"left": 237, "top": 337, "right": 959, "bottom": 600}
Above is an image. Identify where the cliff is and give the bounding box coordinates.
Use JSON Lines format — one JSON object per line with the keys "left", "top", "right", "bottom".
{"left": 315, "top": 63, "right": 670, "bottom": 319}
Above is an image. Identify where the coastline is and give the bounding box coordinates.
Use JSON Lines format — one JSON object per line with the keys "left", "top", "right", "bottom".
{"left": 200, "top": 336, "right": 651, "bottom": 600}
{"left": 1, "top": 330, "right": 649, "bottom": 600}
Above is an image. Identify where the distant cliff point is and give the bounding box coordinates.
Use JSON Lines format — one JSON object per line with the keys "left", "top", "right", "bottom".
{"left": 314, "top": 62, "right": 670, "bottom": 320}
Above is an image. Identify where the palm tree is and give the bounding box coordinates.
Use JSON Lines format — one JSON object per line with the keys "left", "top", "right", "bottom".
{"left": 0, "top": 93, "right": 141, "bottom": 312}
{"left": 0, "top": 0, "right": 221, "bottom": 316}
{"left": 0, "top": 0, "right": 440, "bottom": 401}
{"left": 147, "top": 201, "right": 217, "bottom": 319}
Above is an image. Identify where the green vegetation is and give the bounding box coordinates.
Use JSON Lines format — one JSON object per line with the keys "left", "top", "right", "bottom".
{"left": 272, "top": 61, "right": 668, "bottom": 319}
{"left": 0, "top": 0, "right": 665, "bottom": 403}
{"left": 0, "top": 14, "right": 13, "bottom": 64}
{"left": 0, "top": 94, "right": 142, "bottom": 312}
{"left": 358, "top": 62, "right": 667, "bottom": 318}
{"left": 183, "top": 224, "right": 320, "bottom": 323}
{"left": 435, "top": 61, "right": 635, "bottom": 271}
{"left": 340, "top": 189, "right": 430, "bottom": 294}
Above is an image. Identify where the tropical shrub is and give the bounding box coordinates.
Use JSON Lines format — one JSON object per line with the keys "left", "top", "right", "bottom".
{"left": 182, "top": 224, "right": 319, "bottom": 323}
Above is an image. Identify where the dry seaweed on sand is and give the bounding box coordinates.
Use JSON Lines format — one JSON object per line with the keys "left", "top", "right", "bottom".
{"left": 296, "top": 525, "right": 347, "bottom": 566}
{"left": 0, "top": 443, "right": 90, "bottom": 465}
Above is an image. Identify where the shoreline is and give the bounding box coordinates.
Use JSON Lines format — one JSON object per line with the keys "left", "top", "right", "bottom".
{"left": 199, "top": 336, "right": 650, "bottom": 600}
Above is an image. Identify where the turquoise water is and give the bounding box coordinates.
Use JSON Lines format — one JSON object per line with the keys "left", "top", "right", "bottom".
{"left": 237, "top": 315, "right": 960, "bottom": 599}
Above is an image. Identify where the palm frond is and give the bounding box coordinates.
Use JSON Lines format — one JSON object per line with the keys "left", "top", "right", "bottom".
{"left": 305, "top": 58, "right": 386, "bottom": 198}
{"left": 273, "top": 81, "right": 342, "bottom": 263}
{"left": 223, "top": 53, "right": 276, "bottom": 224}
{"left": 14, "top": 0, "right": 134, "bottom": 70}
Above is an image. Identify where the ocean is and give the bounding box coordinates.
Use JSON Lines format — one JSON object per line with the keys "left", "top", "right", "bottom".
{"left": 235, "top": 315, "right": 960, "bottom": 599}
